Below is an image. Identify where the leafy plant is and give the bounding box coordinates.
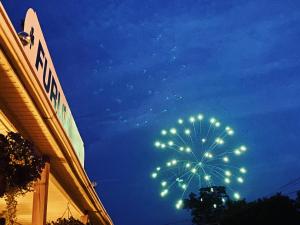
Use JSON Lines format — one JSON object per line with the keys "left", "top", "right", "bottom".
{"left": 47, "top": 217, "right": 85, "bottom": 225}
{"left": 0, "top": 132, "right": 45, "bottom": 225}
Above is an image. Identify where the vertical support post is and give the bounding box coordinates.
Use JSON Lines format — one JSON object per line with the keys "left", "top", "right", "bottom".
{"left": 32, "top": 161, "right": 50, "bottom": 225}
{"left": 80, "top": 214, "right": 89, "bottom": 224}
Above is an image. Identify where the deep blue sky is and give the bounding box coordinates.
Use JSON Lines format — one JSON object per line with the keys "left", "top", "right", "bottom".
{"left": 2, "top": 0, "right": 300, "bottom": 224}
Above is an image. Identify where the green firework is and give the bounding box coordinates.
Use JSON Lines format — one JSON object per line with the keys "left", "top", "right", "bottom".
{"left": 151, "top": 114, "right": 248, "bottom": 209}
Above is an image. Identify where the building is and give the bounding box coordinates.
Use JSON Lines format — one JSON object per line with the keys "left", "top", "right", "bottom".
{"left": 0, "top": 3, "right": 113, "bottom": 225}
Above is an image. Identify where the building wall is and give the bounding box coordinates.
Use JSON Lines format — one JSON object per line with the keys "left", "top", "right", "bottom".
{"left": 0, "top": 3, "right": 113, "bottom": 224}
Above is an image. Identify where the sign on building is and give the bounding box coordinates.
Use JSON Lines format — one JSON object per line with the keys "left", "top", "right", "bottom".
{"left": 23, "top": 9, "right": 84, "bottom": 165}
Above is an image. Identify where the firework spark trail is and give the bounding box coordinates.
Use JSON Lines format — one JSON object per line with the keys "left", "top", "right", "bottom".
{"left": 151, "top": 113, "right": 248, "bottom": 209}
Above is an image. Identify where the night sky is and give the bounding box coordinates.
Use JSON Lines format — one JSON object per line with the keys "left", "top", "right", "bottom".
{"left": 2, "top": 0, "right": 300, "bottom": 224}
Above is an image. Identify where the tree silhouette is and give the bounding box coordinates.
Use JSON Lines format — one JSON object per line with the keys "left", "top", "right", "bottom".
{"left": 184, "top": 191, "right": 300, "bottom": 225}
{"left": 296, "top": 191, "right": 300, "bottom": 210}
{"left": 184, "top": 186, "right": 228, "bottom": 225}
{"left": 222, "top": 193, "right": 300, "bottom": 225}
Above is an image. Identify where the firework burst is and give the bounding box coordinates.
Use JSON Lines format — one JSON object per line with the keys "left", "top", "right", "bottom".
{"left": 151, "top": 114, "right": 248, "bottom": 209}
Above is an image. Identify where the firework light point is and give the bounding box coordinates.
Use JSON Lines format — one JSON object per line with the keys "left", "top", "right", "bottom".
{"left": 151, "top": 113, "right": 248, "bottom": 209}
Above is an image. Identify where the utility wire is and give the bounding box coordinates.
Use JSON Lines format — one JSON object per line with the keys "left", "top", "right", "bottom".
{"left": 264, "top": 176, "right": 300, "bottom": 198}
{"left": 278, "top": 176, "right": 300, "bottom": 191}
